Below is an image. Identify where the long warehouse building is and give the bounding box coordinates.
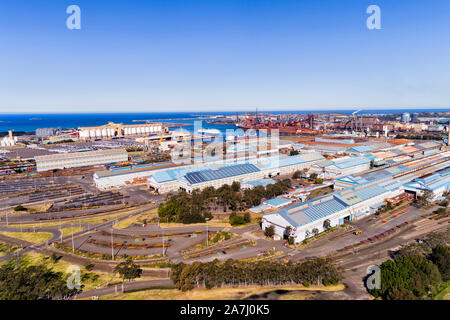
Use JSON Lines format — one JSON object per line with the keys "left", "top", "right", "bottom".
{"left": 35, "top": 148, "right": 128, "bottom": 172}
{"left": 262, "top": 151, "right": 450, "bottom": 244}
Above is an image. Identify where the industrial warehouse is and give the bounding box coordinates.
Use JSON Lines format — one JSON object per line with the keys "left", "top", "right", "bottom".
{"left": 78, "top": 122, "right": 164, "bottom": 140}
{"left": 94, "top": 151, "right": 325, "bottom": 191}
{"left": 262, "top": 150, "right": 450, "bottom": 243}
{"left": 34, "top": 148, "right": 129, "bottom": 172}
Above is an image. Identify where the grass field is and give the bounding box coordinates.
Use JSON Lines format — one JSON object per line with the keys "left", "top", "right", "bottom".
{"left": 100, "top": 283, "right": 345, "bottom": 300}
{"left": 6, "top": 208, "right": 144, "bottom": 229}
{"left": 434, "top": 282, "right": 450, "bottom": 300}
{"left": 61, "top": 227, "right": 84, "bottom": 237}
{"left": 0, "top": 231, "right": 53, "bottom": 244}
{"left": 113, "top": 209, "right": 157, "bottom": 229}
{"left": 159, "top": 219, "right": 254, "bottom": 229}
{"left": 17, "top": 252, "right": 117, "bottom": 291}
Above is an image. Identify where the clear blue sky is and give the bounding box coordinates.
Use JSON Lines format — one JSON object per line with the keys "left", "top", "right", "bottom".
{"left": 1, "top": 0, "right": 449, "bottom": 113}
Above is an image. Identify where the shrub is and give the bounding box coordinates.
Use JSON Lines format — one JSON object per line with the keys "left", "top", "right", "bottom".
{"left": 13, "top": 205, "right": 27, "bottom": 212}
{"left": 264, "top": 225, "right": 275, "bottom": 238}
{"left": 229, "top": 215, "right": 245, "bottom": 226}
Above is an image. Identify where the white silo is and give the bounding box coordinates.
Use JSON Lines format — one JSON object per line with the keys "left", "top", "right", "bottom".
{"left": 108, "top": 128, "right": 114, "bottom": 137}
{"left": 90, "top": 130, "right": 96, "bottom": 138}
{"left": 101, "top": 129, "right": 108, "bottom": 137}
{"left": 95, "top": 129, "right": 102, "bottom": 137}
{"left": 136, "top": 127, "right": 141, "bottom": 134}
{"left": 131, "top": 127, "right": 137, "bottom": 135}
{"left": 145, "top": 126, "right": 150, "bottom": 133}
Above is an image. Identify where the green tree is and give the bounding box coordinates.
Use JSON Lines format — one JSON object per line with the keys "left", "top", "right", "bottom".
{"left": 428, "top": 245, "right": 450, "bottom": 281}
{"left": 113, "top": 258, "right": 143, "bottom": 282}
{"left": 284, "top": 226, "right": 292, "bottom": 239}
{"left": 264, "top": 225, "right": 275, "bottom": 238}
{"left": 323, "top": 219, "right": 331, "bottom": 231}
{"left": 231, "top": 181, "right": 241, "bottom": 192}
{"left": 243, "top": 212, "right": 251, "bottom": 223}
{"left": 386, "top": 285, "right": 417, "bottom": 300}
{"left": 0, "top": 260, "right": 78, "bottom": 300}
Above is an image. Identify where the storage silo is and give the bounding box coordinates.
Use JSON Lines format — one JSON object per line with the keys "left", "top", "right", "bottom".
{"left": 101, "top": 129, "right": 108, "bottom": 137}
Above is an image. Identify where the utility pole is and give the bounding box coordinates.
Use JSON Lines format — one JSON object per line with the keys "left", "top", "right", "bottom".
{"left": 60, "top": 224, "right": 63, "bottom": 243}
{"left": 5, "top": 212, "right": 8, "bottom": 226}
{"left": 162, "top": 229, "right": 165, "bottom": 256}
{"left": 111, "top": 229, "right": 114, "bottom": 260}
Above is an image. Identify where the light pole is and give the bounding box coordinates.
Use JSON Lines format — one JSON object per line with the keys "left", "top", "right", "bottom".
{"left": 71, "top": 223, "right": 75, "bottom": 254}
{"left": 111, "top": 229, "right": 114, "bottom": 260}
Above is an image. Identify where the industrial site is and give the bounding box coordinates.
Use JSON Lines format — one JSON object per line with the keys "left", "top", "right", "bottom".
{"left": 0, "top": 110, "right": 449, "bottom": 301}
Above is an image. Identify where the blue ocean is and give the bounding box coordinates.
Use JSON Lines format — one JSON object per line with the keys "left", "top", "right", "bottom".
{"left": 0, "top": 109, "right": 448, "bottom": 134}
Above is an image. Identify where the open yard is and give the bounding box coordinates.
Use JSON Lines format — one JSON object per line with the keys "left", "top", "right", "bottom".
{"left": 100, "top": 283, "right": 345, "bottom": 300}
{"left": 0, "top": 231, "right": 52, "bottom": 244}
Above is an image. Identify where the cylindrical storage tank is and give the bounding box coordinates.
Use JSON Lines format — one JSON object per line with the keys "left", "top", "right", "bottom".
{"left": 108, "top": 128, "right": 114, "bottom": 136}
{"left": 131, "top": 128, "right": 137, "bottom": 135}
{"left": 124, "top": 128, "right": 128, "bottom": 135}
{"left": 96, "top": 129, "right": 102, "bottom": 137}
{"left": 101, "top": 129, "right": 108, "bottom": 137}
{"left": 90, "top": 130, "right": 96, "bottom": 138}
{"left": 157, "top": 126, "right": 162, "bottom": 132}
{"left": 145, "top": 127, "right": 150, "bottom": 133}
{"left": 136, "top": 127, "right": 141, "bottom": 134}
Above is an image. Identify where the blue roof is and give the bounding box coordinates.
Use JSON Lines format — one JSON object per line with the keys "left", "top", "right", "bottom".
{"left": 264, "top": 197, "right": 291, "bottom": 207}
{"left": 333, "top": 155, "right": 374, "bottom": 169}
{"left": 245, "top": 178, "right": 276, "bottom": 187}
{"left": 150, "top": 166, "right": 205, "bottom": 183}
{"left": 184, "top": 163, "right": 260, "bottom": 184}
{"left": 347, "top": 146, "right": 375, "bottom": 153}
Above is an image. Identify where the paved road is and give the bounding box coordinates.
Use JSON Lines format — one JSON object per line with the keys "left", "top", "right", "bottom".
{"left": 74, "top": 279, "right": 174, "bottom": 299}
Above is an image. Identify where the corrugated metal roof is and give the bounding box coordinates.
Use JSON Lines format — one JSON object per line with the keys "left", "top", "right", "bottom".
{"left": 184, "top": 163, "right": 260, "bottom": 184}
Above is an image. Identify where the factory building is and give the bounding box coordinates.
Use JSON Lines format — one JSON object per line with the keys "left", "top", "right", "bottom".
{"left": 147, "top": 153, "right": 324, "bottom": 194}
{"left": 311, "top": 154, "right": 375, "bottom": 179}
{"left": 35, "top": 148, "right": 128, "bottom": 172}
{"left": 404, "top": 167, "right": 450, "bottom": 201}
{"left": 78, "top": 122, "right": 164, "bottom": 140}
{"left": 263, "top": 153, "right": 450, "bottom": 244}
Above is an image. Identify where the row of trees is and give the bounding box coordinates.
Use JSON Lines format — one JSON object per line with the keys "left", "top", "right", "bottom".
{"left": 158, "top": 180, "right": 292, "bottom": 224}
{"left": 370, "top": 231, "right": 450, "bottom": 300}
{"left": 170, "top": 258, "right": 342, "bottom": 291}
